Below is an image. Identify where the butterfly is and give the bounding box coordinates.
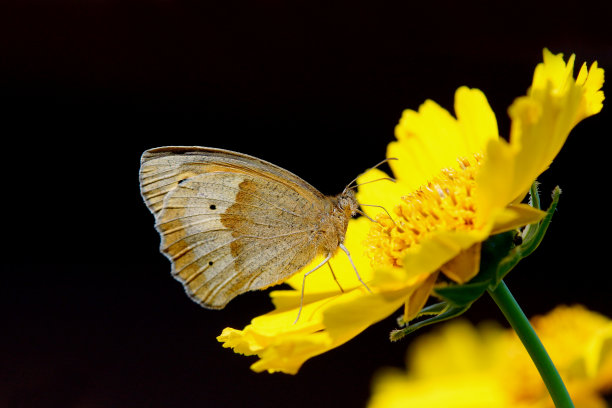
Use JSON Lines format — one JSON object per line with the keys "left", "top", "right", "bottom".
{"left": 139, "top": 146, "right": 378, "bottom": 316}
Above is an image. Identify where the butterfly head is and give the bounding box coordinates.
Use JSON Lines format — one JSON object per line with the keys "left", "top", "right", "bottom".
{"left": 337, "top": 189, "right": 359, "bottom": 219}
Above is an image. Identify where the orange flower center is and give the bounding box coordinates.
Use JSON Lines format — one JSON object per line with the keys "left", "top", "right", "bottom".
{"left": 365, "top": 156, "right": 481, "bottom": 268}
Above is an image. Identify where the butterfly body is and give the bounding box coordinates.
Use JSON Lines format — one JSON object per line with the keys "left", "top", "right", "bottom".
{"left": 139, "top": 146, "right": 358, "bottom": 309}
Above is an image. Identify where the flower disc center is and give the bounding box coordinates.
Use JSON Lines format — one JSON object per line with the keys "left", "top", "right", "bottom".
{"left": 365, "top": 156, "right": 481, "bottom": 268}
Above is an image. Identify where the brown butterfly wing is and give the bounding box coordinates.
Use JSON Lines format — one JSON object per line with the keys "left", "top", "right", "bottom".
{"left": 140, "top": 147, "right": 330, "bottom": 309}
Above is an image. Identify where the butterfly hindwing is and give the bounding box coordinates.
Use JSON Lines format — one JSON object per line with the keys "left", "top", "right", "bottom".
{"left": 151, "top": 160, "right": 326, "bottom": 308}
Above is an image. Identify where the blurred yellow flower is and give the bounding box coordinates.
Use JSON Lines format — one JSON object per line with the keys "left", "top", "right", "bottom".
{"left": 218, "top": 50, "right": 604, "bottom": 374}
{"left": 368, "top": 305, "right": 612, "bottom": 408}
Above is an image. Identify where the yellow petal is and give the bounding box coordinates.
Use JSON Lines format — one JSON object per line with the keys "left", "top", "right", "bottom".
{"left": 454, "top": 86, "right": 499, "bottom": 153}
{"left": 403, "top": 271, "right": 439, "bottom": 322}
{"left": 474, "top": 137, "right": 518, "bottom": 225}
{"left": 390, "top": 100, "right": 463, "bottom": 189}
{"left": 401, "top": 228, "right": 490, "bottom": 281}
{"left": 577, "top": 60, "right": 605, "bottom": 117}
{"left": 217, "top": 327, "right": 263, "bottom": 355}
{"left": 217, "top": 293, "right": 337, "bottom": 373}
{"left": 490, "top": 203, "right": 547, "bottom": 235}
{"left": 323, "top": 283, "right": 412, "bottom": 339}
{"left": 507, "top": 50, "right": 605, "bottom": 201}
{"left": 250, "top": 331, "right": 332, "bottom": 374}
{"left": 390, "top": 88, "right": 499, "bottom": 192}
{"left": 440, "top": 243, "right": 481, "bottom": 284}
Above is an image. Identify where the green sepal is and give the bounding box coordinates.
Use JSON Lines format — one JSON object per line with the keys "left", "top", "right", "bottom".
{"left": 433, "top": 281, "right": 490, "bottom": 306}
{"left": 491, "top": 185, "right": 561, "bottom": 288}
{"left": 390, "top": 303, "right": 471, "bottom": 342}
{"left": 396, "top": 302, "right": 448, "bottom": 327}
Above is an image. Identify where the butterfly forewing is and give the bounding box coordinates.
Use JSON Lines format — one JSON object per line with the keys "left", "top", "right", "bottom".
{"left": 140, "top": 146, "right": 325, "bottom": 218}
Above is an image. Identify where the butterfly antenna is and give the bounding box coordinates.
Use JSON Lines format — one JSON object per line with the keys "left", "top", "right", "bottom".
{"left": 359, "top": 203, "right": 398, "bottom": 227}
{"left": 356, "top": 209, "right": 377, "bottom": 223}
{"left": 347, "top": 177, "right": 396, "bottom": 190}
{"left": 344, "top": 157, "right": 398, "bottom": 192}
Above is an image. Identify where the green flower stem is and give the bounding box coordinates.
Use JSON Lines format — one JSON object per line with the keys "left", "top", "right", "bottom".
{"left": 488, "top": 280, "right": 574, "bottom": 408}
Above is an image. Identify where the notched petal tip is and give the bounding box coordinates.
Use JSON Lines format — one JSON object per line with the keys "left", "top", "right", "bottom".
{"left": 217, "top": 327, "right": 260, "bottom": 356}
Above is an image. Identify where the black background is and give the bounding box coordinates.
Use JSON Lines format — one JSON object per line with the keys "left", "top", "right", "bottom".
{"left": 2, "top": 1, "right": 612, "bottom": 407}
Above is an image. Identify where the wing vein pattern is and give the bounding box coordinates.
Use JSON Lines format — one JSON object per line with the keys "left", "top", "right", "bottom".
{"left": 139, "top": 146, "right": 330, "bottom": 309}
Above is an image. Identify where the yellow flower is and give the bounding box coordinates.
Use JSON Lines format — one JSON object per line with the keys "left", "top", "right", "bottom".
{"left": 218, "top": 49, "right": 604, "bottom": 374}
{"left": 368, "top": 305, "right": 612, "bottom": 408}
{"left": 359, "top": 49, "right": 604, "bottom": 321}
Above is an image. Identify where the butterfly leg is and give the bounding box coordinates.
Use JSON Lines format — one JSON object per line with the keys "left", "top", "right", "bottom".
{"left": 327, "top": 262, "right": 344, "bottom": 293}
{"left": 339, "top": 243, "right": 372, "bottom": 293}
{"left": 294, "top": 253, "right": 333, "bottom": 324}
